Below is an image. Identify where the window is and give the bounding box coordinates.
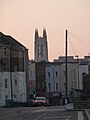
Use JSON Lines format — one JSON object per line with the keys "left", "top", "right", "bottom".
{"left": 38, "top": 45, "right": 43, "bottom": 58}
{"left": 14, "top": 66, "right": 17, "bottom": 72}
{"left": 48, "top": 83, "right": 51, "bottom": 91}
{"left": 5, "top": 78, "right": 7, "bottom": 88}
{"left": 30, "top": 71, "right": 32, "bottom": 78}
{"left": 4, "top": 47, "right": 7, "bottom": 55}
{"left": 42, "top": 70, "right": 44, "bottom": 75}
{"left": 14, "top": 94, "right": 16, "bottom": 98}
{"left": 37, "top": 71, "right": 40, "bottom": 76}
{"left": 14, "top": 52, "right": 17, "bottom": 57}
{"left": 56, "top": 83, "right": 58, "bottom": 91}
{"left": 15, "top": 79, "right": 17, "bottom": 86}
{"left": 4, "top": 62, "right": 7, "bottom": 71}
{"left": 38, "top": 82, "right": 40, "bottom": 89}
{"left": 48, "top": 72, "right": 50, "bottom": 78}
{"left": 5, "top": 95, "right": 8, "bottom": 100}
{"left": 38, "top": 45, "right": 41, "bottom": 58}
{"left": 42, "top": 81, "right": 44, "bottom": 89}
{"left": 55, "top": 71, "right": 58, "bottom": 77}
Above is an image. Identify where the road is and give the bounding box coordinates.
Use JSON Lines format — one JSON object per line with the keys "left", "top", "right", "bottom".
{"left": 0, "top": 106, "right": 85, "bottom": 120}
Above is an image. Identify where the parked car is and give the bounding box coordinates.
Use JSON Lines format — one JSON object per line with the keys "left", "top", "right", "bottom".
{"left": 33, "top": 97, "right": 48, "bottom": 107}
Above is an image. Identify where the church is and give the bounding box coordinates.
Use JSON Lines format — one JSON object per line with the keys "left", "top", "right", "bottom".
{"left": 34, "top": 28, "right": 48, "bottom": 62}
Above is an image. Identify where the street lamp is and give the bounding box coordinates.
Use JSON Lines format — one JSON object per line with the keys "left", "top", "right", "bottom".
{"left": 75, "top": 55, "right": 79, "bottom": 90}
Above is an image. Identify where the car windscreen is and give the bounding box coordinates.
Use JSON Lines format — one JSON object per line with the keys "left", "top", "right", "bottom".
{"left": 36, "top": 97, "right": 45, "bottom": 100}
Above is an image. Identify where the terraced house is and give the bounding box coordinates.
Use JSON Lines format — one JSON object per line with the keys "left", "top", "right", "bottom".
{"left": 0, "top": 32, "right": 29, "bottom": 106}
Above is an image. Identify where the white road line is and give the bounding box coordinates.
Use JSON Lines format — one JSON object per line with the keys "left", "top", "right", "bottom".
{"left": 34, "top": 113, "right": 47, "bottom": 120}
{"left": 44, "top": 116, "right": 71, "bottom": 119}
{"left": 34, "top": 107, "right": 47, "bottom": 112}
{"left": 44, "top": 109, "right": 65, "bottom": 112}
{"left": 78, "top": 111, "right": 84, "bottom": 120}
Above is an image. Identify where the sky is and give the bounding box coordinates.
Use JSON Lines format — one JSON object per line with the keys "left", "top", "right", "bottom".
{"left": 0, "top": 0, "right": 90, "bottom": 61}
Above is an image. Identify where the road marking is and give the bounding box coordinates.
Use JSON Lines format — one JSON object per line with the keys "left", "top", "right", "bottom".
{"left": 33, "top": 107, "right": 47, "bottom": 112}
{"left": 34, "top": 113, "right": 47, "bottom": 120}
{"left": 44, "top": 116, "right": 71, "bottom": 119}
{"left": 44, "top": 109, "right": 65, "bottom": 112}
{"left": 78, "top": 111, "right": 84, "bottom": 120}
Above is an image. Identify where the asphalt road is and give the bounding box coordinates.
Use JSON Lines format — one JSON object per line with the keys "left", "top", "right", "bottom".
{"left": 0, "top": 106, "right": 84, "bottom": 120}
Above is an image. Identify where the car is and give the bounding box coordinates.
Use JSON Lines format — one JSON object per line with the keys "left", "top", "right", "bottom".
{"left": 33, "top": 97, "right": 48, "bottom": 107}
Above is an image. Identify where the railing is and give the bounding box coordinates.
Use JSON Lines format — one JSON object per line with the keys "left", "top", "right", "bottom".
{"left": 68, "top": 95, "right": 90, "bottom": 109}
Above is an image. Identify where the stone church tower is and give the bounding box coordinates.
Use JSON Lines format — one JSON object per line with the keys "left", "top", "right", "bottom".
{"left": 34, "top": 28, "right": 48, "bottom": 62}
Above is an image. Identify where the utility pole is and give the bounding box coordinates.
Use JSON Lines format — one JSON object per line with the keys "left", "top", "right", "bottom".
{"left": 75, "top": 55, "right": 79, "bottom": 90}
{"left": 65, "top": 29, "right": 68, "bottom": 103}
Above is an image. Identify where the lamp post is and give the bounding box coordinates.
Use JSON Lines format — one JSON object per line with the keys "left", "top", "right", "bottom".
{"left": 75, "top": 55, "right": 79, "bottom": 90}
{"left": 65, "top": 29, "right": 68, "bottom": 104}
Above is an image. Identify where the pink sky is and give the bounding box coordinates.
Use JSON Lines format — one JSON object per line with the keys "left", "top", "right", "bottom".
{"left": 0, "top": 0, "right": 90, "bottom": 61}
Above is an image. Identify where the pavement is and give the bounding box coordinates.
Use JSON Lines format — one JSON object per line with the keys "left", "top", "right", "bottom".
{"left": 85, "top": 109, "right": 90, "bottom": 120}
{"left": 64, "top": 103, "right": 90, "bottom": 120}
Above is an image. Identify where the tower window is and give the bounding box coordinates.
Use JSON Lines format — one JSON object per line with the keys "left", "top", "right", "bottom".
{"left": 38, "top": 45, "right": 43, "bottom": 59}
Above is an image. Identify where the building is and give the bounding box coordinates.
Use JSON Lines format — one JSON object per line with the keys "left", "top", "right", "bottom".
{"left": 0, "top": 32, "right": 29, "bottom": 106}
{"left": 28, "top": 60, "right": 36, "bottom": 100}
{"left": 34, "top": 29, "right": 48, "bottom": 62}
{"left": 54, "top": 55, "right": 90, "bottom": 99}
{"left": 33, "top": 28, "right": 49, "bottom": 100}
{"left": 54, "top": 56, "right": 79, "bottom": 93}
{"left": 79, "top": 61, "right": 90, "bottom": 90}
{"left": 45, "top": 62, "right": 61, "bottom": 105}
{"left": 35, "top": 61, "right": 46, "bottom": 97}
{"left": 82, "top": 73, "right": 90, "bottom": 95}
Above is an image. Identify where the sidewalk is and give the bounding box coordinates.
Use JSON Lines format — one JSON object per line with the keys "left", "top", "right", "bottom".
{"left": 85, "top": 109, "right": 90, "bottom": 120}
{"left": 64, "top": 103, "right": 89, "bottom": 119}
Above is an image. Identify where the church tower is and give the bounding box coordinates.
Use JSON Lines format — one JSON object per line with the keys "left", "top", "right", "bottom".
{"left": 34, "top": 28, "right": 48, "bottom": 62}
